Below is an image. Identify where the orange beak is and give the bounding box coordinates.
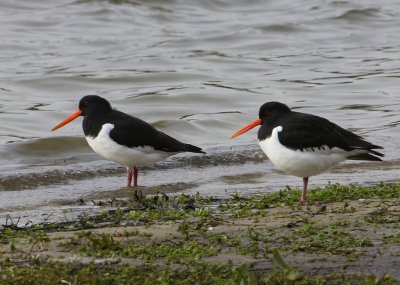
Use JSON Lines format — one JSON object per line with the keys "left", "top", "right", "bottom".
{"left": 230, "top": 118, "right": 262, "bottom": 139}
{"left": 51, "top": 109, "right": 83, "bottom": 131}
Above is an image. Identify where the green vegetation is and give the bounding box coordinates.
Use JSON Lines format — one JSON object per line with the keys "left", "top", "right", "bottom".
{"left": 0, "top": 183, "right": 400, "bottom": 284}
{"left": 65, "top": 230, "right": 218, "bottom": 264}
{"left": 0, "top": 252, "right": 396, "bottom": 285}
{"left": 383, "top": 231, "right": 400, "bottom": 244}
{"left": 219, "top": 182, "right": 400, "bottom": 211}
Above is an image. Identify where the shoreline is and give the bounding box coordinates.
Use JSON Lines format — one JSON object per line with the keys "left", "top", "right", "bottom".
{"left": 0, "top": 183, "right": 399, "bottom": 284}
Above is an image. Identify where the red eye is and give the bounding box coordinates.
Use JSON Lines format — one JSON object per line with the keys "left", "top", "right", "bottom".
{"left": 83, "top": 101, "right": 89, "bottom": 106}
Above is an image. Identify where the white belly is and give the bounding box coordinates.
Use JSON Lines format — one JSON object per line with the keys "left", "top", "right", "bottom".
{"left": 86, "top": 123, "right": 175, "bottom": 167}
{"left": 258, "top": 126, "right": 363, "bottom": 178}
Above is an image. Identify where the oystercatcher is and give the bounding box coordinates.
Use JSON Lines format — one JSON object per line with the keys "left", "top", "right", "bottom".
{"left": 51, "top": 95, "right": 205, "bottom": 189}
{"left": 231, "top": 102, "right": 383, "bottom": 203}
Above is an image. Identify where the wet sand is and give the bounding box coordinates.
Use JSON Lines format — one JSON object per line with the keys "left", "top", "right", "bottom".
{"left": 1, "top": 184, "right": 399, "bottom": 283}
{"left": 1, "top": 141, "right": 400, "bottom": 227}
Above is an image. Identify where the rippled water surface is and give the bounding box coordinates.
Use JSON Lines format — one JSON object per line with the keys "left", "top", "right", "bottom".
{"left": 1, "top": 0, "right": 400, "bottom": 223}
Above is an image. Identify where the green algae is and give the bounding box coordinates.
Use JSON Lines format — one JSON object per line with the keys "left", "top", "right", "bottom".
{"left": 1, "top": 183, "right": 400, "bottom": 284}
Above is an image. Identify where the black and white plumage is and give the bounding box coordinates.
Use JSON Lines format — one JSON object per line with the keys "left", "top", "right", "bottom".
{"left": 231, "top": 101, "right": 383, "bottom": 203}
{"left": 52, "top": 95, "right": 205, "bottom": 188}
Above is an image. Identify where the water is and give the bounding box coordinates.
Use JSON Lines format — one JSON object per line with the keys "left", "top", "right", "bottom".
{"left": 1, "top": 0, "right": 400, "bottom": 223}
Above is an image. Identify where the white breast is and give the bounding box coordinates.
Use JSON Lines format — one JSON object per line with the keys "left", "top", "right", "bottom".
{"left": 86, "top": 123, "right": 175, "bottom": 167}
{"left": 258, "top": 126, "right": 364, "bottom": 178}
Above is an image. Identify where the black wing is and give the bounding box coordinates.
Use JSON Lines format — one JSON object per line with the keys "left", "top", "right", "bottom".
{"left": 109, "top": 111, "right": 205, "bottom": 154}
{"left": 277, "top": 112, "right": 383, "bottom": 159}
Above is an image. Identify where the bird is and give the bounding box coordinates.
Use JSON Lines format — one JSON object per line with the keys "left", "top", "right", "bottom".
{"left": 51, "top": 95, "right": 205, "bottom": 191}
{"left": 230, "top": 101, "right": 383, "bottom": 203}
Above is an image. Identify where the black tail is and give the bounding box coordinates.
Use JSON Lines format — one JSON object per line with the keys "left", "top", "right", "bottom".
{"left": 348, "top": 153, "right": 383, "bottom": 161}
{"left": 368, "top": 149, "right": 384, "bottom": 158}
{"left": 348, "top": 144, "right": 384, "bottom": 161}
{"left": 186, "top": 144, "right": 206, "bottom": 154}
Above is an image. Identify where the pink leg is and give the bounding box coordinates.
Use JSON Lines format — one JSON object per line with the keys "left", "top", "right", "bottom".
{"left": 126, "top": 167, "right": 133, "bottom": 187}
{"left": 300, "top": 177, "right": 309, "bottom": 204}
{"left": 133, "top": 166, "right": 138, "bottom": 187}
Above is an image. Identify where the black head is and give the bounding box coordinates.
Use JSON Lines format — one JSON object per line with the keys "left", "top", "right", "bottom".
{"left": 258, "top": 101, "right": 291, "bottom": 124}
{"left": 78, "top": 95, "right": 112, "bottom": 116}
{"left": 230, "top": 101, "right": 292, "bottom": 139}
{"left": 51, "top": 95, "right": 113, "bottom": 132}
